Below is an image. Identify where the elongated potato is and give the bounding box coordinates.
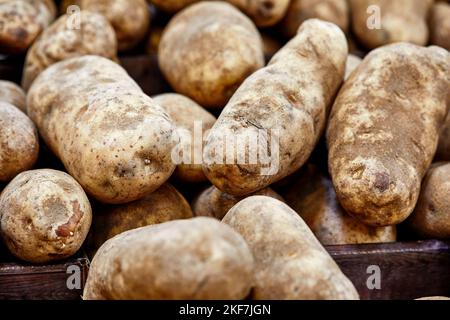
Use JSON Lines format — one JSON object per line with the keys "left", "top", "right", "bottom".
{"left": 22, "top": 10, "right": 117, "bottom": 91}
{"left": 87, "top": 183, "right": 193, "bottom": 256}
{"left": 429, "top": 2, "right": 450, "bottom": 52}
{"left": 0, "top": 169, "right": 92, "bottom": 263}
{"left": 152, "top": 93, "right": 216, "bottom": 183}
{"left": 345, "top": 54, "right": 362, "bottom": 81}
{"left": 416, "top": 296, "right": 450, "bottom": 300}
{"left": 159, "top": 2, "right": 264, "bottom": 109}
{"left": 203, "top": 19, "right": 347, "bottom": 196}
{"left": 436, "top": 113, "right": 450, "bottom": 161}
{"left": 350, "top": 0, "right": 433, "bottom": 49}
{"left": 0, "top": 102, "right": 39, "bottom": 182}
{"left": 327, "top": 43, "right": 450, "bottom": 227}
{"left": 283, "top": 165, "right": 396, "bottom": 245}
{"left": 226, "top": 0, "right": 290, "bottom": 27}
{"left": 0, "top": 80, "right": 26, "bottom": 113}
{"left": 27, "top": 55, "right": 177, "bottom": 204}
{"left": 193, "top": 185, "right": 283, "bottom": 220}
{"left": 407, "top": 163, "right": 450, "bottom": 239}
{"left": 280, "top": 0, "right": 349, "bottom": 38}
{"left": 223, "top": 196, "right": 359, "bottom": 300}
{"left": 84, "top": 217, "right": 254, "bottom": 300}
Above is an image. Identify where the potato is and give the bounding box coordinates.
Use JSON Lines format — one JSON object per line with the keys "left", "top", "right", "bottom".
{"left": 222, "top": 196, "right": 359, "bottom": 300}
{"left": 146, "top": 25, "right": 164, "bottom": 54}
{"left": 87, "top": 183, "right": 193, "bottom": 256}
{"left": 0, "top": 169, "right": 92, "bottom": 263}
{"left": 0, "top": 102, "right": 39, "bottom": 182}
{"left": 0, "top": 80, "right": 26, "bottom": 113}
{"left": 226, "top": 0, "right": 290, "bottom": 27}
{"left": 0, "top": 0, "right": 56, "bottom": 54}
{"left": 158, "top": 2, "right": 264, "bottom": 109}
{"left": 22, "top": 10, "right": 118, "bottom": 91}
{"left": 193, "top": 185, "right": 283, "bottom": 220}
{"left": 407, "top": 163, "right": 450, "bottom": 239}
{"left": 344, "top": 54, "right": 362, "bottom": 81}
{"left": 203, "top": 19, "right": 347, "bottom": 196}
{"left": 350, "top": 0, "right": 433, "bottom": 49}
{"left": 416, "top": 296, "right": 450, "bottom": 300}
{"left": 280, "top": 0, "right": 349, "bottom": 39}
{"left": 436, "top": 112, "right": 450, "bottom": 161}
{"left": 327, "top": 43, "right": 450, "bottom": 227}
{"left": 283, "top": 165, "right": 396, "bottom": 245}
{"left": 27, "top": 55, "right": 177, "bottom": 204}
{"left": 152, "top": 93, "right": 216, "bottom": 183}
{"left": 83, "top": 217, "right": 254, "bottom": 300}
{"left": 429, "top": 2, "right": 450, "bottom": 51}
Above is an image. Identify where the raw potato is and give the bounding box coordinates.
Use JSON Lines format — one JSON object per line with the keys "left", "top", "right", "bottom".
{"left": 350, "top": 0, "right": 433, "bottom": 49}
{"left": 0, "top": 102, "right": 39, "bottom": 182}
{"left": 415, "top": 296, "right": 450, "bottom": 300}
{"left": 0, "top": 0, "right": 56, "bottom": 54}
{"left": 436, "top": 113, "right": 450, "bottom": 161}
{"left": 192, "top": 185, "right": 283, "bottom": 220}
{"left": 280, "top": 0, "right": 349, "bottom": 38}
{"left": 429, "top": 2, "right": 450, "bottom": 51}
{"left": 407, "top": 163, "right": 450, "bottom": 239}
{"left": 0, "top": 80, "right": 26, "bottom": 113}
{"left": 150, "top": 0, "right": 198, "bottom": 13}
{"left": 345, "top": 54, "right": 362, "bottom": 81}
{"left": 327, "top": 43, "right": 450, "bottom": 227}
{"left": 22, "top": 10, "right": 118, "bottom": 91}
{"left": 159, "top": 2, "right": 264, "bottom": 109}
{"left": 203, "top": 19, "right": 347, "bottom": 196}
{"left": 152, "top": 93, "right": 216, "bottom": 183}
{"left": 226, "top": 0, "right": 290, "bottom": 27}
{"left": 222, "top": 196, "right": 359, "bottom": 300}
{"left": 0, "top": 169, "right": 92, "bottom": 263}
{"left": 83, "top": 217, "right": 254, "bottom": 300}
{"left": 87, "top": 183, "right": 193, "bottom": 256}
{"left": 27, "top": 55, "right": 177, "bottom": 204}
{"left": 283, "top": 165, "right": 396, "bottom": 245}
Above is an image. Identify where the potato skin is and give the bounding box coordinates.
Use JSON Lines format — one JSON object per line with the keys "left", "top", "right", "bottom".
{"left": 150, "top": 0, "right": 198, "bottom": 13}
{"left": 0, "top": 80, "right": 26, "bottom": 113}
{"left": 193, "top": 185, "right": 283, "bottom": 220}
{"left": 226, "top": 0, "right": 290, "bottom": 27}
{"left": 87, "top": 183, "right": 193, "bottom": 256}
{"left": 0, "top": 169, "right": 92, "bottom": 263}
{"left": 152, "top": 93, "right": 216, "bottom": 183}
{"left": 223, "top": 196, "right": 359, "bottom": 300}
{"left": 83, "top": 217, "right": 254, "bottom": 300}
{"left": 350, "top": 0, "right": 433, "bottom": 49}
{"left": 344, "top": 54, "right": 362, "bottom": 81}
{"left": 327, "top": 43, "right": 450, "bottom": 227}
{"left": 280, "top": 0, "right": 349, "bottom": 38}
{"left": 158, "top": 2, "right": 264, "bottom": 109}
{"left": 27, "top": 55, "right": 177, "bottom": 204}
{"left": 436, "top": 112, "right": 450, "bottom": 161}
{"left": 203, "top": 19, "right": 347, "bottom": 196}
{"left": 22, "top": 10, "right": 118, "bottom": 91}
{"left": 407, "top": 163, "right": 450, "bottom": 239}
{"left": 283, "top": 165, "right": 396, "bottom": 245}
{"left": 0, "top": 102, "right": 39, "bottom": 182}
{"left": 429, "top": 2, "right": 450, "bottom": 52}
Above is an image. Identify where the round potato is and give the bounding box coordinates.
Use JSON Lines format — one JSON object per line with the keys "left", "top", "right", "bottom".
{"left": 0, "top": 102, "right": 39, "bottom": 182}
{"left": 226, "top": 0, "right": 290, "bottom": 27}
{"left": 436, "top": 112, "right": 450, "bottom": 161}
{"left": 0, "top": 80, "right": 26, "bottom": 113}
{"left": 223, "top": 196, "right": 359, "bottom": 300}
{"left": 0, "top": 169, "right": 92, "bottom": 263}
{"left": 344, "top": 54, "right": 362, "bottom": 81}
{"left": 429, "top": 2, "right": 450, "bottom": 51}
{"left": 83, "top": 217, "right": 254, "bottom": 300}
{"left": 158, "top": 1, "right": 264, "bottom": 109}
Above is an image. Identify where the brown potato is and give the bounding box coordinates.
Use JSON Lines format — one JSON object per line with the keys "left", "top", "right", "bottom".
{"left": 22, "top": 10, "right": 118, "bottom": 91}
{"left": 407, "top": 162, "right": 450, "bottom": 239}
{"left": 223, "top": 196, "right": 359, "bottom": 300}
{"left": 27, "top": 55, "right": 177, "bottom": 204}
{"left": 203, "top": 19, "right": 347, "bottom": 196}
{"left": 158, "top": 2, "right": 264, "bottom": 109}
{"left": 0, "top": 169, "right": 92, "bottom": 263}
{"left": 327, "top": 43, "right": 450, "bottom": 226}
{"left": 280, "top": 0, "right": 349, "bottom": 38}
{"left": 87, "top": 183, "right": 193, "bottom": 256}
{"left": 0, "top": 80, "right": 26, "bottom": 113}
{"left": 152, "top": 93, "right": 216, "bottom": 183}
{"left": 429, "top": 2, "right": 450, "bottom": 54}
{"left": 83, "top": 217, "right": 254, "bottom": 300}
{"left": 0, "top": 102, "right": 39, "bottom": 182}
{"left": 146, "top": 25, "right": 164, "bottom": 54}
{"left": 283, "top": 165, "right": 396, "bottom": 245}
{"left": 150, "top": 0, "right": 198, "bottom": 13}
{"left": 436, "top": 112, "right": 450, "bottom": 161}
{"left": 344, "top": 54, "right": 362, "bottom": 81}
{"left": 192, "top": 185, "right": 284, "bottom": 220}
{"left": 226, "top": 0, "right": 290, "bottom": 27}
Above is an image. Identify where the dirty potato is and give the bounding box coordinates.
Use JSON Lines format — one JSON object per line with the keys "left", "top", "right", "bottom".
{"left": 223, "top": 196, "right": 359, "bottom": 300}
{"left": 0, "top": 169, "right": 92, "bottom": 263}
{"left": 345, "top": 54, "right": 362, "bottom": 80}
{"left": 226, "top": 0, "right": 290, "bottom": 27}
{"left": 436, "top": 113, "right": 450, "bottom": 161}
{"left": 158, "top": 2, "right": 264, "bottom": 109}
{"left": 27, "top": 55, "right": 177, "bottom": 204}
{"left": 429, "top": 2, "right": 450, "bottom": 51}
{"left": 83, "top": 217, "right": 254, "bottom": 300}
{"left": 327, "top": 43, "right": 450, "bottom": 227}
{"left": 0, "top": 80, "right": 26, "bottom": 113}
{"left": 203, "top": 19, "right": 347, "bottom": 196}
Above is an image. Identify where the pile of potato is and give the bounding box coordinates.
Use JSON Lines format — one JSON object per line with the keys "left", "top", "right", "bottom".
{"left": 0, "top": 0, "right": 449, "bottom": 300}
